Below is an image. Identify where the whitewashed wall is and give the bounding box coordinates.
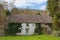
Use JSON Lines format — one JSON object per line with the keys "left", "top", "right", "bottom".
{"left": 21, "top": 23, "right": 26, "bottom": 35}
{"left": 29, "top": 23, "right": 35, "bottom": 35}
{"left": 21, "top": 23, "right": 35, "bottom": 35}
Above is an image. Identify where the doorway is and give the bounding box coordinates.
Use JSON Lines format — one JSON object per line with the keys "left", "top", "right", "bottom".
{"left": 25, "top": 28, "right": 29, "bottom": 35}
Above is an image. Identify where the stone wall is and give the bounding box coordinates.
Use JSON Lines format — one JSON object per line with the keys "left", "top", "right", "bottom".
{"left": 0, "top": 4, "right": 6, "bottom": 36}
{"left": 0, "top": 28, "right": 5, "bottom": 36}
{"left": 41, "top": 24, "right": 52, "bottom": 34}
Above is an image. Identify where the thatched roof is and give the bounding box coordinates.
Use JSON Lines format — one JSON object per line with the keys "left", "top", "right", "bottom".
{"left": 7, "top": 14, "right": 52, "bottom": 23}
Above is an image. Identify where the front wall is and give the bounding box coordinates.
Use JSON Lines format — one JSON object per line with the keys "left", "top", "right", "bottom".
{"left": 29, "top": 23, "right": 35, "bottom": 35}
{"left": 21, "top": 23, "right": 26, "bottom": 35}
{"left": 21, "top": 23, "right": 35, "bottom": 35}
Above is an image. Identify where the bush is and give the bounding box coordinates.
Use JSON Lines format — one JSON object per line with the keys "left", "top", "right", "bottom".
{"left": 52, "top": 31, "right": 60, "bottom": 37}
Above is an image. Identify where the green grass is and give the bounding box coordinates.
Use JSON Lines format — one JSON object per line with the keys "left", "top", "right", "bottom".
{"left": 0, "top": 35, "right": 60, "bottom": 40}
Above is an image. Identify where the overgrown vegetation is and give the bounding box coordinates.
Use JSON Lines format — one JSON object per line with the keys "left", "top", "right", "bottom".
{"left": 35, "top": 23, "right": 42, "bottom": 35}
{"left": 6, "top": 10, "right": 10, "bottom": 16}
{"left": 8, "top": 23, "right": 22, "bottom": 35}
{"left": 48, "top": 0, "right": 60, "bottom": 31}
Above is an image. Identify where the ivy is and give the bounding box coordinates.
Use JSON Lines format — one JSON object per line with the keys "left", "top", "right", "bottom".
{"left": 8, "top": 23, "right": 22, "bottom": 35}
{"left": 48, "top": 0, "right": 60, "bottom": 30}
{"left": 6, "top": 10, "right": 10, "bottom": 16}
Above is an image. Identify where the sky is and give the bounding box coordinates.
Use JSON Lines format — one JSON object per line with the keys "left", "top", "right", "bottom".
{"left": 4, "top": 0, "right": 48, "bottom": 10}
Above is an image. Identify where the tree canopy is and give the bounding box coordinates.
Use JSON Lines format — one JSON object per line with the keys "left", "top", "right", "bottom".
{"left": 48, "top": 0, "right": 60, "bottom": 30}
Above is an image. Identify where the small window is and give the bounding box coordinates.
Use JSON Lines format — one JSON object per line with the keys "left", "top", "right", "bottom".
{"left": 26, "top": 23, "right": 29, "bottom": 26}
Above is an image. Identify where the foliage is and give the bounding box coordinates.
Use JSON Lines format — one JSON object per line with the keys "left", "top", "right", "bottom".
{"left": 6, "top": 10, "right": 10, "bottom": 16}
{"left": 47, "top": 0, "right": 60, "bottom": 30}
{"left": 35, "top": 23, "right": 42, "bottom": 35}
{"left": 8, "top": 23, "right": 22, "bottom": 35}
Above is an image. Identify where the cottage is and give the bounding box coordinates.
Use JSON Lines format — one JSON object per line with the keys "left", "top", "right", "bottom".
{"left": 0, "top": 3, "right": 52, "bottom": 36}
{"left": 6, "top": 13, "right": 52, "bottom": 35}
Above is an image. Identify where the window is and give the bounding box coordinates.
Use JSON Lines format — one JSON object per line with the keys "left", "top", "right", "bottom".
{"left": 26, "top": 23, "right": 29, "bottom": 26}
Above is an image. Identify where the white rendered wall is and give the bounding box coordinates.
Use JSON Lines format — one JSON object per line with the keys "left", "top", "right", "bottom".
{"left": 29, "top": 23, "right": 35, "bottom": 35}
{"left": 21, "top": 23, "right": 26, "bottom": 35}
{"left": 21, "top": 23, "right": 35, "bottom": 35}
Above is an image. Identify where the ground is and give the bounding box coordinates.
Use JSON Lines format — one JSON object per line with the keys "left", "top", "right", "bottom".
{"left": 0, "top": 35, "right": 60, "bottom": 40}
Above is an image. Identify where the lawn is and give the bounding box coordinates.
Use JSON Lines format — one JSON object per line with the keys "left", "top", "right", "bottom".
{"left": 0, "top": 35, "right": 60, "bottom": 40}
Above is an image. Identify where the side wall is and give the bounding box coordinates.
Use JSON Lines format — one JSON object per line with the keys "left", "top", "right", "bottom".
{"left": 0, "top": 22, "right": 5, "bottom": 36}
{"left": 0, "top": 4, "right": 6, "bottom": 36}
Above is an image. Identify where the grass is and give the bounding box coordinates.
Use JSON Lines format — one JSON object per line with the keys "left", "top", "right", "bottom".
{"left": 0, "top": 35, "right": 60, "bottom": 40}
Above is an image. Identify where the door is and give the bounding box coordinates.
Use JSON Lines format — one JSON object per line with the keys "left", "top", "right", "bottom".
{"left": 25, "top": 28, "right": 29, "bottom": 35}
